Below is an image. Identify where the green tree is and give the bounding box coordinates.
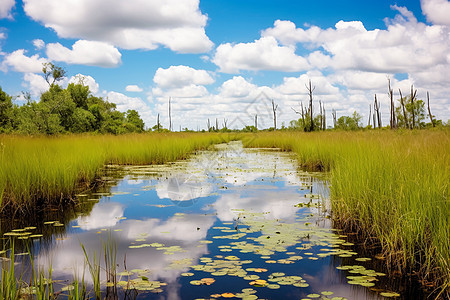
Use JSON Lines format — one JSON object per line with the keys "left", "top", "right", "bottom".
{"left": 70, "top": 108, "right": 96, "bottom": 133}
{"left": 395, "top": 98, "right": 426, "bottom": 129}
{"left": 335, "top": 111, "right": 362, "bottom": 130}
{"left": 126, "top": 109, "right": 145, "bottom": 132}
{"left": 0, "top": 87, "right": 14, "bottom": 132}
{"left": 289, "top": 114, "right": 322, "bottom": 131}
{"left": 42, "top": 62, "right": 66, "bottom": 87}
{"left": 67, "top": 83, "right": 90, "bottom": 109}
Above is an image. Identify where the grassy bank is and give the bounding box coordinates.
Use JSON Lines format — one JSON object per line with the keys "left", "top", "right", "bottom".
{"left": 0, "top": 133, "right": 233, "bottom": 214}
{"left": 243, "top": 130, "right": 449, "bottom": 295}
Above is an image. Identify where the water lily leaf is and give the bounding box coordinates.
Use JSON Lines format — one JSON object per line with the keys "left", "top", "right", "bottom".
{"left": 221, "top": 292, "right": 235, "bottom": 298}
{"left": 380, "top": 292, "right": 400, "bottom": 297}
{"left": 322, "top": 291, "right": 334, "bottom": 296}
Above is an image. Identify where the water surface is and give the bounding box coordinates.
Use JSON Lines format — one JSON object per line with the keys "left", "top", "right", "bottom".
{"left": 3, "top": 142, "right": 407, "bottom": 299}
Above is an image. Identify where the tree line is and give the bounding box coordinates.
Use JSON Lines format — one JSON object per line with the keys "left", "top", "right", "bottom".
{"left": 0, "top": 63, "right": 145, "bottom": 134}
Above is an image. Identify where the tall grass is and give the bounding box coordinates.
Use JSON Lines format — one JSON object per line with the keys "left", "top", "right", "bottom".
{"left": 243, "top": 130, "right": 449, "bottom": 294}
{"left": 0, "top": 133, "right": 232, "bottom": 213}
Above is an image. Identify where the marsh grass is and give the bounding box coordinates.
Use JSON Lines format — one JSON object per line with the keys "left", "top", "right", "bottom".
{"left": 243, "top": 130, "right": 449, "bottom": 295}
{"left": 0, "top": 133, "right": 232, "bottom": 214}
{"left": 0, "top": 242, "right": 22, "bottom": 299}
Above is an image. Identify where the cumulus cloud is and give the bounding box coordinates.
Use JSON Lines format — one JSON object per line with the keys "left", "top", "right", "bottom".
{"left": 46, "top": 40, "right": 121, "bottom": 67}
{"left": 153, "top": 65, "right": 214, "bottom": 89}
{"left": 421, "top": 0, "right": 450, "bottom": 25}
{"left": 106, "top": 91, "right": 154, "bottom": 126}
{"left": 68, "top": 74, "right": 100, "bottom": 94}
{"left": 0, "top": 0, "right": 14, "bottom": 19}
{"left": 23, "top": 0, "right": 213, "bottom": 53}
{"left": 263, "top": 8, "right": 450, "bottom": 74}
{"left": 125, "top": 85, "right": 143, "bottom": 92}
{"left": 23, "top": 73, "right": 48, "bottom": 96}
{"left": 2, "top": 49, "right": 47, "bottom": 73}
{"left": 213, "top": 36, "right": 309, "bottom": 73}
{"left": 219, "top": 76, "right": 257, "bottom": 98}
{"left": 32, "top": 39, "right": 45, "bottom": 50}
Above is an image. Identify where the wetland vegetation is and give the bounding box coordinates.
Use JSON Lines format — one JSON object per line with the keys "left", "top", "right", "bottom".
{"left": 0, "top": 78, "right": 449, "bottom": 299}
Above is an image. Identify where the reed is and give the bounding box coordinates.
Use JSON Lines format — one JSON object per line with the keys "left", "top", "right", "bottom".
{"left": 243, "top": 129, "right": 449, "bottom": 294}
{"left": 0, "top": 242, "right": 21, "bottom": 299}
{"left": 0, "top": 133, "right": 232, "bottom": 213}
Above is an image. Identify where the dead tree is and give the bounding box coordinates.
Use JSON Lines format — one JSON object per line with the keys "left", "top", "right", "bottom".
{"left": 399, "top": 89, "right": 409, "bottom": 129}
{"left": 306, "top": 80, "right": 315, "bottom": 132}
{"left": 292, "top": 101, "right": 306, "bottom": 130}
{"left": 254, "top": 115, "right": 257, "bottom": 129}
{"left": 373, "top": 111, "right": 377, "bottom": 129}
{"left": 322, "top": 106, "right": 326, "bottom": 130}
{"left": 271, "top": 99, "right": 278, "bottom": 130}
{"left": 223, "top": 118, "right": 228, "bottom": 129}
{"left": 374, "top": 94, "right": 381, "bottom": 129}
{"left": 410, "top": 85, "right": 417, "bottom": 129}
{"left": 388, "top": 79, "right": 396, "bottom": 129}
{"left": 332, "top": 109, "right": 337, "bottom": 128}
{"left": 168, "top": 97, "right": 172, "bottom": 131}
{"left": 157, "top": 113, "right": 160, "bottom": 132}
{"left": 319, "top": 101, "right": 323, "bottom": 130}
{"left": 215, "top": 118, "right": 219, "bottom": 131}
{"left": 368, "top": 104, "right": 372, "bottom": 127}
{"left": 207, "top": 119, "right": 210, "bottom": 131}
{"left": 427, "top": 91, "right": 435, "bottom": 127}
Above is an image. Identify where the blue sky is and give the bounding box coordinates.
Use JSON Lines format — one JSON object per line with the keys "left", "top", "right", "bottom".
{"left": 1, "top": 0, "right": 449, "bottom": 129}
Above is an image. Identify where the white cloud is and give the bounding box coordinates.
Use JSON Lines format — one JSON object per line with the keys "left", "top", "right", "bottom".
{"left": 0, "top": 0, "right": 14, "bottom": 19}
{"left": 331, "top": 71, "right": 391, "bottom": 91}
{"left": 106, "top": 91, "right": 154, "bottom": 126}
{"left": 421, "top": 0, "right": 450, "bottom": 25}
{"left": 219, "top": 76, "right": 257, "bottom": 98}
{"left": 125, "top": 85, "right": 143, "bottom": 92}
{"left": 23, "top": 73, "right": 48, "bottom": 96}
{"left": 23, "top": 0, "right": 213, "bottom": 53}
{"left": 153, "top": 65, "right": 214, "bottom": 89}
{"left": 32, "top": 39, "right": 45, "bottom": 50}
{"left": 46, "top": 40, "right": 121, "bottom": 67}
{"left": 2, "top": 49, "right": 47, "bottom": 73}
{"left": 213, "top": 36, "right": 309, "bottom": 73}
{"left": 68, "top": 74, "right": 100, "bottom": 94}
{"left": 262, "top": 9, "right": 450, "bottom": 74}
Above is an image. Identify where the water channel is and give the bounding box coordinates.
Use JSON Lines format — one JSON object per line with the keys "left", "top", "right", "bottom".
{"left": 2, "top": 142, "right": 415, "bottom": 299}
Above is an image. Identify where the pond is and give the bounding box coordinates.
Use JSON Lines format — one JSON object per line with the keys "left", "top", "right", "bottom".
{"left": 2, "top": 142, "right": 417, "bottom": 299}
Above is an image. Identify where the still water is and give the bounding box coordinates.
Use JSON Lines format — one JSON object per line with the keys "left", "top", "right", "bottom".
{"left": 3, "top": 142, "right": 407, "bottom": 299}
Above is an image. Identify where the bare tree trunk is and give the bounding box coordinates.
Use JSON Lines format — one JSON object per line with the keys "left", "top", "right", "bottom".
{"left": 388, "top": 79, "right": 396, "bottom": 129}
{"left": 399, "top": 89, "right": 409, "bottom": 129}
{"left": 223, "top": 118, "right": 228, "bottom": 129}
{"left": 373, "top": 112, "right": 376, "bottom": 129}
{"left": 319, "top": 101, "right": 323, "bottom": 130}
{"left": 427, "top": 91, "right": 435, "bottom": 127}
{"left": 207, "top": 119, "right": 210, "bottom": 131}
{"left": 272, "top": 99, "right": 278, "bottom": 130}
{"left": 323, "top": 107, "right": 326, "bottom": 130}
{"left": 368, "top": 104, "right": 372, "bottom": 127}
{"left": 374, "top": 94, "right": 381, "bottom": 129}
{"left": 157, "top": 113, "right": 160, "bottom": 132}
{"left": 410, "top": 85, "right": 417, "bottom": 129}
{"left": 215, "top": 118, "right": 219, "bottom": 131}
{"left": 168, "top": 97, "right": 172, "bottom": 131}
{"left": 332, "top": 109, "right": 337, "bottom": 129}
{"left": 306, "top": 80, "right": 315, "bottom": 132}
{"left": 254, "top": 115, "right": 257, "bottom": 129}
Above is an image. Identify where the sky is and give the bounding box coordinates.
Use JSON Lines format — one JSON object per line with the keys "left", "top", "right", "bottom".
{"left": 0, "top": 0, "right": 449, "bottom": 130}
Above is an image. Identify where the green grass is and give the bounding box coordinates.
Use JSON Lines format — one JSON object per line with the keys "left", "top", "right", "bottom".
{"left": 0, "top": 132, "right": 233, "bottom": 213}
{"left": 243, "top": 129, "right": 449, "bottom": 295}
